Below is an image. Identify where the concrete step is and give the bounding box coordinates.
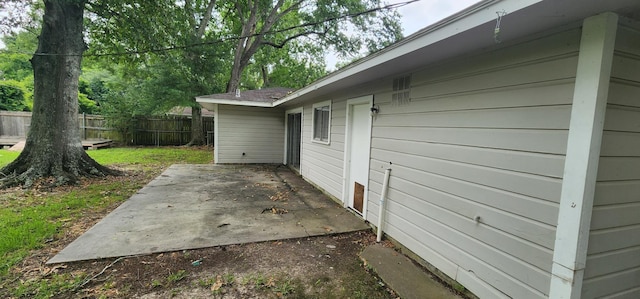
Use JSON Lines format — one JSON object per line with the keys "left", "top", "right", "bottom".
{"left": 360, "top": 244, "right": 462, "bottom": 299}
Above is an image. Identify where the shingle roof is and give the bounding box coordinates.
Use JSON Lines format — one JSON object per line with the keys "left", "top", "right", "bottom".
{"left": 197, "top": 87, "right": 294, "bottom": 103}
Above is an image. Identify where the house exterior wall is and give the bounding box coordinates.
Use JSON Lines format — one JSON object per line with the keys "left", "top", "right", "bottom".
{"left": 366, "top": 28, "right": 581, "bottom": 298}
{"left": 297, "top": 84, "right": 387, "bottom": 199}
{"left": 286, "top": 27, "right": 581, "bottom": 298}
{"left": 298, "top": 99, "right": 346, "bottom": 198}
{"left": 583, "top": 23, "right": 640, "bottom": 299}
{"left": 215, "top": 105, "right": 284, "bottom": 164}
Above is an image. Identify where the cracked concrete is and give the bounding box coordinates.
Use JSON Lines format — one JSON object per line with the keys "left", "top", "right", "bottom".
{"left": 48, "top": 164, "right": 369, "bottom": 264}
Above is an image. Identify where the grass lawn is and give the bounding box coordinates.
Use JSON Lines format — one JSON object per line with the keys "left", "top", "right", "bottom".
{"left": 0, "top": 146, "right": 212, "bottom": 298}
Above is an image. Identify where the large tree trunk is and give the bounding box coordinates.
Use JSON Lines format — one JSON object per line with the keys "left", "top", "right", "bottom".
{"left": 0, "top": 0, "right": 117, "bottom": 188}
{"left": 185, "top": 0, "right": 216, "bottom": 146}
{"left": 226, "top": 36, "right": 248, "bottom": 92}
{"left": 186, "top": 104, "right": 205, "bottom": 146}
{"left": 226, "top": 64, "right": 243, "bottom": 93}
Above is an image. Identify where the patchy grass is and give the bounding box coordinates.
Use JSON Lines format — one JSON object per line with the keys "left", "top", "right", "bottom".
{"left": 0, "top": 146, "right": 212, "bottom": 298}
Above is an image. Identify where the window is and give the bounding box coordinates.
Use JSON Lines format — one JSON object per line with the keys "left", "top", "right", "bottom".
{"left": 392, "top": 74, "right": 411, "bottom": 105}
{"left": 312, "top": 101, "right": 331, "bottom": 144}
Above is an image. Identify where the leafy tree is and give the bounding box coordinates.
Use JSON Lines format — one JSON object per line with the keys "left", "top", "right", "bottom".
{"left": 0, "top": 80, "right": 29, "bottom": 111}
{"left": 0, "top": 30, "right": 37, "bottom": 111}
{"left": 0, "top": 0, "right": 402, "bottom": 186}
{"left": 86, "top": 0, "right": 230, "bottom": 145}
{"left": 0, "top": 0, "right": 117, "bottom": 187}
{"left": 222, "top": 0, "right": 403, "bottom": 92}
{"left": 78, "top": 89, "right": 99, "bottom": 114}
{"left": 86, "top": 0, "right": 402, "bottom": 144}
{"left": 1, "top": 23, "right": 101, "bottom": 113}
{"left": 0, "top": 43, "right": 33, "bottom": 81}
{"left": 245, "top": 42, "right": 327, "bottom": 89}
{"left": 99, "top": 88, "right": 140, "bottom": 144}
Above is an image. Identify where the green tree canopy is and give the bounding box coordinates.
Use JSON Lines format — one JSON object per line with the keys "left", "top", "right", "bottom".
{"left": 0, "top": 26, "right": 103, "bottom": 113}
{"left": 0, "top": 79, "right": 29, "bottom": 111}
{"left": 81, "top": 0, "right": 402, "bottom": 144}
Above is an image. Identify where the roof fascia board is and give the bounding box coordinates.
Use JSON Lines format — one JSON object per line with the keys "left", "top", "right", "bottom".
{"left": 195, "top": 98, "right": 274, "bottom": 108}
{"left": 273, "top": 0, "right": 544, "bottom": 107}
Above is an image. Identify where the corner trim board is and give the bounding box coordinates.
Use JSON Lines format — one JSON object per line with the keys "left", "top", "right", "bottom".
{"left": 549, "top": 12, "right": 618, "bottom": 299}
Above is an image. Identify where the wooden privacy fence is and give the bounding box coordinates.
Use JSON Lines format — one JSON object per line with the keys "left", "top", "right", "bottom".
{"left": 131, "top": 116, "right": 215, "bottom": 146}
{"left": 79, "top": 113, "right": 114, "bottom": 140}
{"left": 0, "top": 111, "right": 31, "bottom": 137}
{"left": 0, "top": 111, "right": 214, "bottom": 146}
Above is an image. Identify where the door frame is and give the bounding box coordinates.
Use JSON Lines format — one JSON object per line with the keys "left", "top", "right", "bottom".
{"left": 342, "top": 95, "right": 373, "bottom": 219}
{"left": 284, "top": 107, "right": 303, "bottom": 170}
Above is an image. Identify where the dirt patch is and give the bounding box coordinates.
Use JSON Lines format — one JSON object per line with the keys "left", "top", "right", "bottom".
{"left": 17, "top": 231, "right": 396, "bottom": 298}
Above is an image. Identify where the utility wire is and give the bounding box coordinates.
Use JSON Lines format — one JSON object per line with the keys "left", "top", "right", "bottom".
{"left": 0, "top": 0, "right": 419, "bottom": 57}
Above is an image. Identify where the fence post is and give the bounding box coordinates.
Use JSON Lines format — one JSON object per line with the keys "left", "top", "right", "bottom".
{"left": 82, "top": 113, "right": 87, "bottom": 140}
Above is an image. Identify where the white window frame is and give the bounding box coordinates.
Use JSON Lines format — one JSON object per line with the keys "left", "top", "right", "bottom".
{"left": 311, "top": 100, "right": 331, "bottom": 144}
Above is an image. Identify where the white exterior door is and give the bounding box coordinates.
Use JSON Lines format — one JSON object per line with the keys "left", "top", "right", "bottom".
{"left": 344, "top": 96, "right": 373, "bottom": 215}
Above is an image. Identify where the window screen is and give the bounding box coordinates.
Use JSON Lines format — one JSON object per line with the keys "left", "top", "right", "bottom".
{"left": 312, "top": 101, "right": 331, "bottom": 143}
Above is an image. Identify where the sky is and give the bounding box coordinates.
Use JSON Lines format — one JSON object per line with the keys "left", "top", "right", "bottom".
{"left": 389, "top": 0, "right": 482, "bottom": 36}
{"left": 326, "top": 0, "right": 482, "bottom": 69}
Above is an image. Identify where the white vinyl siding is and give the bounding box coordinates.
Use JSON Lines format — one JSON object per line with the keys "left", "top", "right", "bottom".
{"left": 298, "top": 99, "right": 345, "bottom": 198}
{"left": 294, "top": 86, "right": 387, "bottom": 200}
{"left": 583, "top": 24, "right": 640, "bottom": 299}
{"left": 215, "top": 105, "right": 284, "bottom": 164}
{"left": 366, "top": 28, "right": 581, "bottom": 298}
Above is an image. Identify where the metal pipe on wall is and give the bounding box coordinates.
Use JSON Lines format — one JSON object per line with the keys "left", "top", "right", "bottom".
{"left": 377, "top": 167, "right": 392, "bottom": 242}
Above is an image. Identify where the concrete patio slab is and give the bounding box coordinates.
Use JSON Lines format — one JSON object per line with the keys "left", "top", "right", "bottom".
{"left": 48, "top": 164, "right": 368, "bottom": 264}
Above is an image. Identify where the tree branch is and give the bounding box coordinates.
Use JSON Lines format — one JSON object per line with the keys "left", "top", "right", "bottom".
{"left": 243, "top": 0, "right": 285, "bottom": 56}
{"left": 72, "top": 256, "right": 127, "bottom": 292}
{"left": 276, "top": 0, "right": 304, "bottom": 20}
{"left": 195, "top": 0, "right": 216, "bottom": 39}
{"left": 262, "top": 0, "right": 286, "bottom": 33}
{"left": 262, "top": 30, "right": 326, "bottom": 48}
{"left": 234, "top": 1, "right": 245, "bottom": 24}
{"left": 184, "top": 0, "right": 196, "bottom": 29}
{"left": 84, "top": 2, "right": 120, "bottom": 19}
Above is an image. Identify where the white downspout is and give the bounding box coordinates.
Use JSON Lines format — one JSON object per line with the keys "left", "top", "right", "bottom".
{"left": 377, "top": 167, "right": 392, "bottom": 242}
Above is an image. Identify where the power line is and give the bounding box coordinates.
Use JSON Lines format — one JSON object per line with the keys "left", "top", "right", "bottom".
{"left": 0, "top": 0, "right": 419, "bottom": 58}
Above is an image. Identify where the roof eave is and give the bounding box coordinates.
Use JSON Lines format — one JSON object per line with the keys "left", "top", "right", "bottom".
{"left": 273, "top": 0, "right": 543, "bottom": 107}
{"left": 195, "top": 98, "right": 274, "bottom": 108}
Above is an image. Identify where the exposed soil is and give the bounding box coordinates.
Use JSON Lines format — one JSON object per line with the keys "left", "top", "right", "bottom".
{"left": 17, "top": 227, "right": 397, "bottom": 298}
{"left": 3, "top": 169, "right": 399, "bottom": 298}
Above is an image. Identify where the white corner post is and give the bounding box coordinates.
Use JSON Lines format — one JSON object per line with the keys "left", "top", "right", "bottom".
{"left": 549, "top": 12, "right": 618, "bottom": 299}
{"left": 212, "top": 103, "right": 219, "bottom": 164}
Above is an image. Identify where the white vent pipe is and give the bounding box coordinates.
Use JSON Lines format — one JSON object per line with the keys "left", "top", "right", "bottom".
{"left": 377, "top": 167, "right": 392, "bottom": 242}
